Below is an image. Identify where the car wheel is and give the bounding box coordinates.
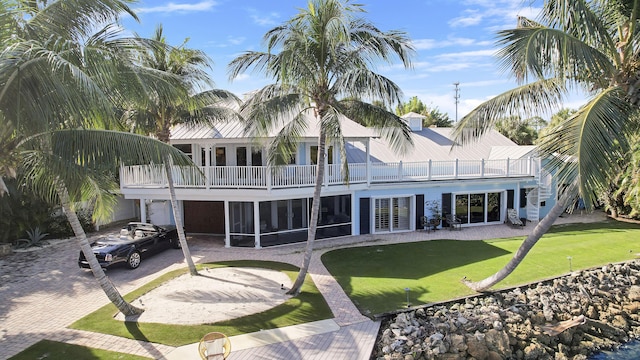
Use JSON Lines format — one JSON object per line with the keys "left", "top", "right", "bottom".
{"left": 173, "top": 239, "right": 182, "bottom": 249}
{"left": 127, "top": 251, "right": 141, "bottom": 269}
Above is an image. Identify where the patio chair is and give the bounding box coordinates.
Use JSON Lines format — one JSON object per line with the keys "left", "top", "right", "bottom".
{"left": 198, "top": 332, "right": 231, "bottom": 360}
{"left": 420, "top": 216, "right": 430, "bottom": 232}
{"left": 506, "top": 208, "right": 524, "bottom": 228}
{"left": 445, "top": 214, "right": 462, "bottom": 231}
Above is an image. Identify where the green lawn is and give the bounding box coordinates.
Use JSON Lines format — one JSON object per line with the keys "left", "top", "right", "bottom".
{"left": 322, "top": 219, "right": 640, "bottom": 315}
{"left": 9, "top": 340, "right": 151, "bottom": 360}
{"left": 69, "top": 260, "right": 332, "bottom": 347}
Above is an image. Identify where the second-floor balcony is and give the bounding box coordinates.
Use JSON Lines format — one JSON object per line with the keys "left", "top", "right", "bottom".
{"left": 120, "top": 158, "right": 538, "bottom": 191}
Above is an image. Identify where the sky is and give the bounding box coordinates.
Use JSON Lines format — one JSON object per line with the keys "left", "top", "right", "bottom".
{"left": 120, "top": 0, "right": 584, "bottom": 121}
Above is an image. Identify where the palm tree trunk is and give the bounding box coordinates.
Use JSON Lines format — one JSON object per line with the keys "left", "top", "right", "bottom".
{"left": 287, "top": 130, "right": 326, "bottom": 295}
{"left": 164, "top": 157, "right": 198, "bottom": 276}
{"left": 55, "top": 181, "right": 143, "bottom": 316}
{"left": 463, "top": 184, "right": 575, "bottom": 292}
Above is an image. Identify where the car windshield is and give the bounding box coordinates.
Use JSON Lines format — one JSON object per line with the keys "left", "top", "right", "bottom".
{"left": 98, "top": 235, "right": 132, "bottom": 244}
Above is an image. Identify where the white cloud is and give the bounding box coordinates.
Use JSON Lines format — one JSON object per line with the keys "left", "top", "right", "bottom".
{"left": 412, "top": 39, "right": 437, "bottom": 50}
{"left": 436, "top": 49, "right": 496, "bottom": 60}
{"left": 449, "top": 12, "right": 483, "bottom": 28}
{"left": 234, "top": 73, "right": 250, "bottom": 81}
{"left": 135, "top": 1, "right": 218, "bottom": 14}
{"left": 227, "top": 36, "right": 246, "bottom": 46}
{"left": 247, "top": 9, "right": 280, "bottom": 26}
{"left": 412, "top": 36, "right": 490, "bottom": 50}
{"left": 461, "top": 79, "right": 510, "bottom": 88}
{"left": 449, "top": 1, "right": 543, "bottom": 30}
{"left": 427, "top": 63, "right": 473, "bottom": 72}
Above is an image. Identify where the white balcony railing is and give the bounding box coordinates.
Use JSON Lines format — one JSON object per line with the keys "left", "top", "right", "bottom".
{"left": 120, "top": 158, "right": 537, "bottom": 191}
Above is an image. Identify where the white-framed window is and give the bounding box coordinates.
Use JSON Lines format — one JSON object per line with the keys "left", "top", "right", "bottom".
{"left": 454, "top": 191, "right": 503, "bottom": 225}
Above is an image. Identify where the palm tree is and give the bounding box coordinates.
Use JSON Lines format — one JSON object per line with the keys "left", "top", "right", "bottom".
{"left": 1, "top": 0, "right": 193, "bottom": 315}
{"left": 453, "top": 0, "right": 639, "bottom": 291}
{"left": 228, "top": 0, "right": 415, "bottom": 295}
{"left": 123, "top": 24, "right": 241, "bottom": 276}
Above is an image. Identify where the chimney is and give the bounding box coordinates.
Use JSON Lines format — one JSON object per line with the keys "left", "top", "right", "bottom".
{"left": 401, "top": 112, "right": 426, "bottom": 132}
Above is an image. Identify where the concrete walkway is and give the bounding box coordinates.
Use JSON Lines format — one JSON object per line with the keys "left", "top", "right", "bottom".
{"left": 0, "top": 212, "right": 607, "bottom": 360}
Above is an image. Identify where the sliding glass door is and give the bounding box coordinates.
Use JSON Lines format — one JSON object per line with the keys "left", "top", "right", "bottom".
{"left": 454, "top": 192, "right": 502, "bottom": 225}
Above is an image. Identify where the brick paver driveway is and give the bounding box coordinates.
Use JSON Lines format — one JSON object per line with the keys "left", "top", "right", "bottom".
{"left": 0, "top": 228, "right": 194, "bottom": 359}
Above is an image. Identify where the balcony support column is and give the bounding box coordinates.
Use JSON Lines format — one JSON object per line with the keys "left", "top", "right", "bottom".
{"left": 253, "top": 201, "right": 261, "bottom": 249}
{"left": 205, "top": 145, "right": 212, "bottom": 190}
{"left": 366, "top": 138, "right": 371, "bottom": 186}
{"left": 140, "top": 199, "right": 147, "bottom": 223}
{"left": 224, "top": 201, "right": 231, "bottom": 248}
{"left": 454, "top": 159, "right": 459, "bottom": 179}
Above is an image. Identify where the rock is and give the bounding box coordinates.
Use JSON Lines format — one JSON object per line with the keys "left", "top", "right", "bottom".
{"left": 485, "top": 329, "right": 511, "bottom": 357}
{"left": 612, "top": 314, "right": 629, "bottom": 330}
{"left": 493, "top": 320, "right": 503, "bottom": 331}
{"left": 628, "top": 285, "right": 640, "bottom": 301}
{"left": 429, "top": 332, "right": 444, "bottom": 342}
{"left": 450, "top": 334, "right": 467, "bottom": 353}
{"left": 466, "top": 334, "right": 489, "bottom": 360}
{"left": 373, "top": 260, "right": 640, "bottom": 360}
{"left": 523, "top": 342, "right": 547, "bottom": 360}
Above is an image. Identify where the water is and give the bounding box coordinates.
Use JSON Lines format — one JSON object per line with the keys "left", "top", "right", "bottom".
{"left": 589, "top": 340, "right": 640, "bottom": 359}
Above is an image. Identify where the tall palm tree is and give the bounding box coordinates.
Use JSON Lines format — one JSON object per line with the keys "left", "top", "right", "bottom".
{"left": 1, "top": 0, "right": 192, "bottom": 315}
{"left": 228, "top": 0, "right": 415, "bottom": 295}
{"left": 124, "top": 24, "right": 241, "bottom": 276}
{"left": 453, "top": 0, "right": 639, "bottom": 291}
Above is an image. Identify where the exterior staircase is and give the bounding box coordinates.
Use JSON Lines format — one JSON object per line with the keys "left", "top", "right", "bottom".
{"left": 526, "top": 160, "right": 552, "bottom": 222}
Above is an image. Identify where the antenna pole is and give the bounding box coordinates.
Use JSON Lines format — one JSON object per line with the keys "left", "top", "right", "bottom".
{"left": 453, "top": 82, "right": 460, "bottom": 122}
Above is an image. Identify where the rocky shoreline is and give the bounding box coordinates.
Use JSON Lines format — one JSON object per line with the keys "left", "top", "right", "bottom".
{"left": 372, "top": 260, "right": 640, "bottom": 360}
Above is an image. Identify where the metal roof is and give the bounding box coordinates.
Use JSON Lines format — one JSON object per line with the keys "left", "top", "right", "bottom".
{"left": 170, "top": 111, "right": 377, "bottom": 142}
{"left": 346, "top": 127, "right": 528, "bottom": 163}
{"left": 488, "top": 145, "right": 537, "bottom": 160}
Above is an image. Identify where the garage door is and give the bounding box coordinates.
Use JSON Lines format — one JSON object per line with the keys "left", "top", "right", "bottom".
{"left": 183, "top": 201, "right": 225, "bottom": 234}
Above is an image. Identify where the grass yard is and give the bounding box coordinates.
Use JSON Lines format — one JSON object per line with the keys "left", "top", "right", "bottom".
{"left": 322, "top": 219, "right": 640, "bottom": 316}
{"left": 69, "top": 260, "right": 332, "bottom": 347}
{"left": 9, "top": 340, "right": 151, "bottom": 360}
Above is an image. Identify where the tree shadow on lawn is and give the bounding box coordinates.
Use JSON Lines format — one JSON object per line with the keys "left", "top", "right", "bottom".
{"left": 322, "top": 240, "right": 510, "bottom": 315}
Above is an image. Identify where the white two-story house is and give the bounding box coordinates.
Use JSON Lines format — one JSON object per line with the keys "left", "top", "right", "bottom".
{"left": 119, "top": 112, "right": 554, "bottom": 248}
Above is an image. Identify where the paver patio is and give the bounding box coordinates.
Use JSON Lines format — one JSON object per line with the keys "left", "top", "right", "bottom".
{"left": 0, "top": 212, "right": 605, "bottom": 359}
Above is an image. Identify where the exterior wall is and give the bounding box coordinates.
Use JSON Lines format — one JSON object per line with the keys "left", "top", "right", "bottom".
{"left": 352, "top": 179, "right": 536, "bottom": 235}
{"left": 148, "top": 201, "right": 174, "bottom": 226}
{"left": 95, "top": 197, "right": 138, "bottom": 229}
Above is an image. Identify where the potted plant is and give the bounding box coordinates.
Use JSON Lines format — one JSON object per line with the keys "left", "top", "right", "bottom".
{"left": 425, "top": 200, "right": 442, "bottom": 229}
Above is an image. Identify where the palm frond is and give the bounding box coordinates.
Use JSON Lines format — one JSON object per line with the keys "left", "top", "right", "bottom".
{"left": 333, "top": 69, "right": 404, "bottom": 108}
{"left": 496, "top": 26, "right": 615, "bottom": 85}
{"left": 320, "top": 107, "right": 350, "bottom": 183}
{"left": 541, "top": 0, "right": 616, "bottom": 53}
{"left": 227, "top": 51, "right": 275, "bottom": 81}
{"left": 266, "top": 112, "right": 310, "bottom": 166}
{"left": 241, "top": 88, "right": 307, "bottom": 138}
{"left": 453, "top": 78, "right": 566, "bottom": 145}
{"left": 21, "top": 129, "right": 193, "bottom": 170}
{"left": 24, "top": 0, "right": 137, "bottom": 41}
{"left": 339, "top": 100, "right": 413, "bottom": 155}
{"left": 538, "top": 87, "right": 631, "bottom": 207}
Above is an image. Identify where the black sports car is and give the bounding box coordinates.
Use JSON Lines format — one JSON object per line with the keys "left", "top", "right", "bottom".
{"left": 78, "top": 222, "right": 181, "bottom": 270}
